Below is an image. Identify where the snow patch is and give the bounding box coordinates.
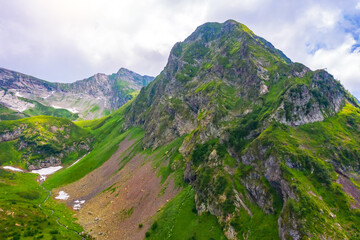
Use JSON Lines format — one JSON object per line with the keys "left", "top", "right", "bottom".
{"left": 43, "top": 91, "right": 55, "bottom": 99}
{"left": 68, "top": 153, "right": 89, "bottom": 168}
{"left": 73, "top": 199, "right": 86, "bottom": 210}
{"left": 2, "top": 166, "right": 24, "bottom": 172}
{"left": 51, "top": 105, "right": 79, "bottom": 113}
{"left": 31, "top": 166, "right": 63, "bottom": 181}
{"left": 31, "top": 166, "right": 63, "bottom": 175}
{"left": 0, "top": 90, "right": 34, "bottom": 112}
{"left": 15, "top": 92, "right": 23, "bottom": 98}
{"left": 55, "top": 191, "right": 70, "bottom": 200}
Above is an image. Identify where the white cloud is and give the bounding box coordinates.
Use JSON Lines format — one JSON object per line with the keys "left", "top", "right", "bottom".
{"left": 0, "top": 0, "right": 359, "bottom": 98}
{"left": 0, "top": 0, "right": 207, "bottom": 80}
{"left": 356, "top": 1, "right": 360, "bottom": 9}
{"left": 306, "top": 35, "right": 360, "bottom": 94}
{"left": 303, "top": 6, "right": 341, "bottom": 29}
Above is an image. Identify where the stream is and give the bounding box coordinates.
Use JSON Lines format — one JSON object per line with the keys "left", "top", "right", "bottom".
{"left": 38, "top": 181, "right": 85, "bottom": 240}
{"left": 2, "top": 153, "right": 89, "bottom": 239}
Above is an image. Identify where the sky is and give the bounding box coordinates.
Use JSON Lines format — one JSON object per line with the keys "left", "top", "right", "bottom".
{"left": 0, "top": 0, "right": 359, "bottom": 98}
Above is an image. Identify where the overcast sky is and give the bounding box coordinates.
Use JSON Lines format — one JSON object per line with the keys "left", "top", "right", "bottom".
{"left": 0, "top": 0, "right": 359, "bottom": 97}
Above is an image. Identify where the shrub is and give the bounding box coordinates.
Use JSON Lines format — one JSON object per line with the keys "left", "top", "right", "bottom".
{"left": 151, "top": 221, "right": 158, "bottom": 231}
{"left": 145, "top": 232, "right": 150, "bottom": 238}
{"left": 50, "top": 230, "right": 59, "bottom": 234}
{"left": 138, "top": 223, "right": 143, "bottom": 229}
{"left": 17, "top": 190, "right": 40, "bottom": 200}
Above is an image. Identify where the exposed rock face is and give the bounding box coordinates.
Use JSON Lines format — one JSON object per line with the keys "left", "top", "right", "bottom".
{"left": 0, "top": 67, "right": 154, "bottom": 120}
{"left": 274, "top": 70, "right": 346, "bottom": 126}
{"left": 0, "top": 126, "right": 25, "bottom": 142}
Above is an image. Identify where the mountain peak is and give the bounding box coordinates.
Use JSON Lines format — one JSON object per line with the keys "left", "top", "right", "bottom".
{"left": 187, "top": 20, "right": 255, "bottom": 41}
{"left": 116, "top": 67, "right": 133, "bottom": 74}
{"left": 125, "top": 20, "right": 352, "bottom": 150}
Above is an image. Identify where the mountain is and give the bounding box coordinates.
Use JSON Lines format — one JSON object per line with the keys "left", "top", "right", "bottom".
{"left": 119, "top": 20, "right": 360, "bottom": 239}
{"left": 0, "top": 67, "right": 154, "bottom": 120}
{"left": 124, "top": 20, "right": 355, "bottom": 148}
{"left": 2, "top": 20, "right": 360, "bottom": 240}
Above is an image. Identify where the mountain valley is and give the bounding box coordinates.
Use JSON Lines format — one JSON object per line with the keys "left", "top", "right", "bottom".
{"left": 1, "top": 20, "right": 360, "bottom": 240}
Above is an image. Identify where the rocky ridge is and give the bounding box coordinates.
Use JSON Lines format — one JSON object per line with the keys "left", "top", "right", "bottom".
{"left": 0, "top": 67, "right": 154, "bottom": 120}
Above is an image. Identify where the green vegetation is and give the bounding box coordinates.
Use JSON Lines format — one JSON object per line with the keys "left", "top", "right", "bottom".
{"left": 0, "top": 115, "right": 93, "bottom": 168}
{"left": 147, "top": 186, "right": 226, "bottom": 240}
{"left": 0, "top": 104, "right": 26, "bottom": 120}
{"left": 234, "top": 103, "right": 360, "bottom": 238}
{"left": 150, "top": 136, "right": 186, "bottom": 187}
{"left": 89, "top": 105, "right": 100, "bottom": 113}
{"left": 117, "top": 207, "right": 134, "bottom": 221}
{"left": 20, "top": 98, "right": 79, "bottom": 120}
{"left": 109, "top": 76, "right": 139, "bottom": 101}
{"left": 0, "top": 169, "right": 85, "bottom": 239}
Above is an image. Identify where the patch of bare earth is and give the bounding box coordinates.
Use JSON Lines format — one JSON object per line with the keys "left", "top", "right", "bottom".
{"left": 54, "top": 137, "right": 180, "bottom": 239}
{"left": 336, "top": 172, "right": 360, "bottom": 209}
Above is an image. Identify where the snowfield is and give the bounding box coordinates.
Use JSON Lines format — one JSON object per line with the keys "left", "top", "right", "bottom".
{"left": 55, "top": 191, "right": 70, "bottom": 200}
{"left": 51, "top": 105, "right": 79, "bottom": 113}
{"left": 31, "top": 166, "right": 63, "bottom": 181}
{"left": 2, "top": 166, "right": 24, "bottom": 172}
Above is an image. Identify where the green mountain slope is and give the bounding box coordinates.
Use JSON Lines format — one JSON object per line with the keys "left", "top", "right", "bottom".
{"left": 0, "top": 116, "right": 93, "bottom": 169}
{"left": 19, "top": 97, "right": 79, "bottom": 120}
{"left": 0, "top": 104, "right": 27, "bottom": 120}
{"left": 0, "top": 169, "right": 88, "bottom": 240}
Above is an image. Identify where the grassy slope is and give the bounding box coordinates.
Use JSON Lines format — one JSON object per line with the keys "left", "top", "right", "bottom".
{"left": 20, "top": 97, "right": 79, "bottom": 121}
{"left": 188, "top": 139, "right": 282, "bottom": 239}
{"left": 43, "top": 102, "right": 133, "bottom": 189}
{"left": 0, "top": 169, "right": 85, "bottom": 240}
{"left": 0, "top": 116, "right": 92, "bottom": 168}
{"left": 0, "top": 104, "right": 26, "bottom": 120}
{"left": 147, "top": 186, "right": 226, "bottom": 240}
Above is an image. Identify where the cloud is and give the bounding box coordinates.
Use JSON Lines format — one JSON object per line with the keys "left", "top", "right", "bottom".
{"left": 0, "top": 0, "right": 359, "bottom": 98}
{"left": 0, "top": 0, "right": 206, "bottom": 81}
{"left": 307, "top": 35, "right": 360, "bottom": 95}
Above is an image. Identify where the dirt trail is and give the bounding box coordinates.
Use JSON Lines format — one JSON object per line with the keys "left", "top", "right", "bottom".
{"left": 54, "top": 137, "right": 180, "bottom": 239}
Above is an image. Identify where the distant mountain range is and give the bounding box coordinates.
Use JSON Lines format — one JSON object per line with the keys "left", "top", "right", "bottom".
{"left": 0, "top": 67, "right": 154, "bottom": 120}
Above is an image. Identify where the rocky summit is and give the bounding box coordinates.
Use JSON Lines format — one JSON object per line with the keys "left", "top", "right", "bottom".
{"left": 1, "top": 20, "right": 360, "bottom": 240}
